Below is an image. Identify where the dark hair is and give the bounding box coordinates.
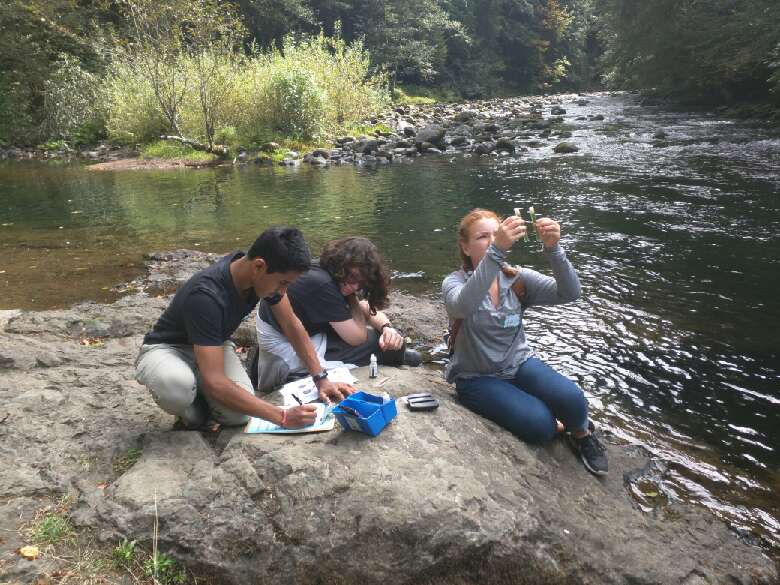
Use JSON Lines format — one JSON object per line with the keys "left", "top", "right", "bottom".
{"left": 319, "top": 237, "right": 389, "bottom": 314}
{"left": 247, "top": 227, "right": 311, "bottom": 273}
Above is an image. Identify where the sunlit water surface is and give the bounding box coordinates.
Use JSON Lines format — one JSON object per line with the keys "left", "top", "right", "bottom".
{"left": 1, "top": 93, "right": 778, "bottom": 555}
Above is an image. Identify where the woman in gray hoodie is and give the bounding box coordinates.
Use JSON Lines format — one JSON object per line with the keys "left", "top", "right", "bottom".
{"left": 442, "top": 208, "right": 608, "bottom": 475}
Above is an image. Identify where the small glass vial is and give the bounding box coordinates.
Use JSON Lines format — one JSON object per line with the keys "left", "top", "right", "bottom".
{"left": 369, "top": 353, "right": 379, "bottom": 378}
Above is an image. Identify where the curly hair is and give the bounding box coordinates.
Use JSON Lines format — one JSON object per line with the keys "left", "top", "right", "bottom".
{"left": 319, "top": 237, "right": 389, "bottom": 314}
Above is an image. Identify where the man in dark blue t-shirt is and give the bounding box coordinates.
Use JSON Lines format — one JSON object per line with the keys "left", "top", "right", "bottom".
{"left": 135, "top": 227, "right": 354, "bottom": 430}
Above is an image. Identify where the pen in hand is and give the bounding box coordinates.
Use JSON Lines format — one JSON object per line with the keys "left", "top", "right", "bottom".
{"left": 292, "top": 394, "right": 303, "bottom": 405}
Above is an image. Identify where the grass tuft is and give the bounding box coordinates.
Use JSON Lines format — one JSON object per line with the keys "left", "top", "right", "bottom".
{"left": 31, "top": 511, "right": 75, "bottom": 545}
{"left": 113, "top": 447, "right": 142, "bottom": 475}
{"left": 141, "top": 140, "right": 217, "bottom": 162}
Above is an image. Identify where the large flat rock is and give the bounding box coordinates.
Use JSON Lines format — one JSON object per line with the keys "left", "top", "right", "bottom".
{"left": 0, "top": 252, "right": 775, "bottom": 584}
{"left": 83, "top": 366, "right": 776, "bottom": 584}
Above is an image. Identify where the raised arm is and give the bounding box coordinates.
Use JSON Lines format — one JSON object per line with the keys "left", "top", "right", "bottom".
{"left": 443, "top": 216, "right": 525, "bottom": 318}
{"left": 442, "top": 244, "right": 504, "bottom": 318}
{"left": 522, "top": 217, "right": 581, "bottom": 305}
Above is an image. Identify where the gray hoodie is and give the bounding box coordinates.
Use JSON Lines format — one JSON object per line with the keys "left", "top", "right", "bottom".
{"left": 442, "top": 242, "right": 581, "bottom": 383}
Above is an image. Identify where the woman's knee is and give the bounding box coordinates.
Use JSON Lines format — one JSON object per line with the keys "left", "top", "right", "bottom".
{"left": 514, "top": 413, "right": 558, "bottom": 444}
{"left": 559, "top": 384, "right": 589, "bottom": 429}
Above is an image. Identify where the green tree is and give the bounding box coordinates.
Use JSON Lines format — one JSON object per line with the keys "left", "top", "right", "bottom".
{"left": 594, "top": 0, "right": 780, "bottom": 103}
{"left": 0, "top": 0, "right": 112, "bottom": 143}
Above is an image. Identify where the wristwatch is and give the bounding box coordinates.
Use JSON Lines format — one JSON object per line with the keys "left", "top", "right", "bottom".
{"left": 312, "top": 370, "right": 329, "bottom": 383}
{"left": 380, "top": 322, "right": 393, "bottom": 332}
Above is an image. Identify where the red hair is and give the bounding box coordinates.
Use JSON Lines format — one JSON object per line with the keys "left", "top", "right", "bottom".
{"left": 456, "top": 208, "right": 519, "bottom": 277}
{"left": 457, "top": 208, "right": 501, "bottom": 270}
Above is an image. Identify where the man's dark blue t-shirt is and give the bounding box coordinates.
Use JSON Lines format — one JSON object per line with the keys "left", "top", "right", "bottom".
{"left": 143, "top": 251, "right": 279, "bottom": 346}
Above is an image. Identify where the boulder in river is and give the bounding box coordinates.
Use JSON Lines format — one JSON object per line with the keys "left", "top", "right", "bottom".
{"left": 415, "top": 124, "right": 446, "bottom": 148}
{"left": 474, "top": 141, "right": 497, "bottom": 155}
{"left": 496, "top": 137, "right": 516, "bottom": 153}
{"left": 311, "top": 148, "right": 331, "bottom": 159}
{"left": 554, "top": 142, "right": 579, "bottom": 154}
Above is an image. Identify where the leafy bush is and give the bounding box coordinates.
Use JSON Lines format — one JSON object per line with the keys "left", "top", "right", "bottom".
{"left": 103, "top": 54, "right": 168, "bottom": 145}
{"left": 238, "top": 34, "right": 388, "bottom": 144}
{"left": 99, "top": 32, "right": 389, "bottom": 148}
{"left": 266, "top": 66, "right": 325, "bottom": 139}
{"left": 0, "top": 78, "right": 36, "bottom": 144}
{"left": 41, "top": 54, "right": 103, "bottom": 144}
{"left": 279, "top": 34, "right": 389, "bottom": 129}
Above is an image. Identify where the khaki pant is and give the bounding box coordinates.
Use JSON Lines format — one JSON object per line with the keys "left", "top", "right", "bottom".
{"left": 135, "top": 341, "right": 254, "bottom": 428}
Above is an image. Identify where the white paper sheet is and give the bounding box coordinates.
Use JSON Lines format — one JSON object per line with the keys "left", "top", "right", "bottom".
{"left": 278, "top": 366, "right": 358, "bottom": 406}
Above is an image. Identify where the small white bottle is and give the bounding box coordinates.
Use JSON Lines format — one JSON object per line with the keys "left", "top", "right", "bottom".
{"left": 369, "top": 353, "right": 379, "bottom": 378}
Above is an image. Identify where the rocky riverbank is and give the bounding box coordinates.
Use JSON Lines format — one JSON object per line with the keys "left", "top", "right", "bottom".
{"left": 0, "top": 92, "right": 603, "bottom": 170}
{"left": 0, "top": 251, "right": 777, "bottom": 584}
{"left": 262, "top": 92, "right": 593, "bottom": 168}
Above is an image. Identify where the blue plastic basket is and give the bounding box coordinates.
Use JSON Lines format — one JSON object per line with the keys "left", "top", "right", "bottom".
{"left": 333, "top": 391, "right": 397, "bottom": 437}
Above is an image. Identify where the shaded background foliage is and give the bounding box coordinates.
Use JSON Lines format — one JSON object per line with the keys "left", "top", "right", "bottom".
{"left": 1, "top": 0, "right": 778, "bottom": 146}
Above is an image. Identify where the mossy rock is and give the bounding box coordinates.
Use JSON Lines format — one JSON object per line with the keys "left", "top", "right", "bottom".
{"left": 554, "top": 142, "right": 579, "bottom": 154}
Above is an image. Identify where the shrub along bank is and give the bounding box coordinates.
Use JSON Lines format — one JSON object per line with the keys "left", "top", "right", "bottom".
{"left": 30, "top": 34, "right": 388, "bottom": 158}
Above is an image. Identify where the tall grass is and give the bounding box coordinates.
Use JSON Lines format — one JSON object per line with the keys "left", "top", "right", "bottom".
{"left": 102, "top": 33, "right": 389, "bottom": 149}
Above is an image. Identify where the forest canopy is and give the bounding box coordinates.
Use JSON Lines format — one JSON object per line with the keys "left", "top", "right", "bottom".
{"left": 1, "top": 0, "right": 778, "bottom": 146}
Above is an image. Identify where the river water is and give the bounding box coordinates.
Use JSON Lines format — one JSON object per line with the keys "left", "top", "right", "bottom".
{"left": 1, "top": 93, "right": 778, "bottom": 554}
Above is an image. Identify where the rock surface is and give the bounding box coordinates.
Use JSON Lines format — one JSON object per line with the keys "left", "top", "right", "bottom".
{"left": 0, "top": 252, "right": 776, "bottom": 584}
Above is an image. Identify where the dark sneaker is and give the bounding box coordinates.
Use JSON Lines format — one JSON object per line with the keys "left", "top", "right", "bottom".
{"left": 402, "top": 348, "right": 422, "bottom": 367}
{"left": 569, "top": 421, "right": 608, "bottom": 476}
{"left": 172, "top": 416, "right": 221, "bottom": 433}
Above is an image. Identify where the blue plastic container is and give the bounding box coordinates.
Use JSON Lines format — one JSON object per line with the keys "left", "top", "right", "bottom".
{"left": 333, "top": 391, "right": 397, "bottom": 437}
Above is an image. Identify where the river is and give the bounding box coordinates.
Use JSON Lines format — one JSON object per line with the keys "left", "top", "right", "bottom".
{"left": 1, "top": 92, "right": 778, "bottom": 555}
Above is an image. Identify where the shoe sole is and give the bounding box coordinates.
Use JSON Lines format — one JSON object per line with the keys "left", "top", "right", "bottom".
{"left": 579, "top": 452, "right": 608, "bottom": 476}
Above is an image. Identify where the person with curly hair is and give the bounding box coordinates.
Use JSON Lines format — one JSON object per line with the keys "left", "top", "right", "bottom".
{"left": 254, "top": 236, "right": 421, "bottom": 391}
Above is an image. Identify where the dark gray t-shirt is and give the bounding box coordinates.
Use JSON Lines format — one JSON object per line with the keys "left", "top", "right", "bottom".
{"left": 144, "top": 251, "right": 278, "bottom": 346}
{"left": 257, "top": 264, "right": 351, "bottom": 336}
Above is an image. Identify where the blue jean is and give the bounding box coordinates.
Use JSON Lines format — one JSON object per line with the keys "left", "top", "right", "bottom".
{"left": 455, "top": 357, "right": 589, "bottom": 444}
